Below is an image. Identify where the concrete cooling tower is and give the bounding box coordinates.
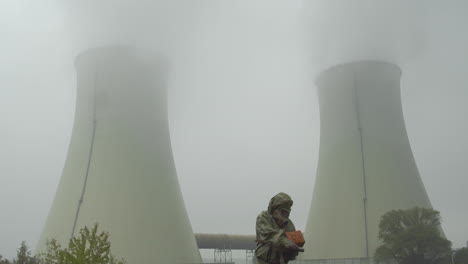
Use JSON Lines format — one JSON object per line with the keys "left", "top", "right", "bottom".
{"left": 302, "top": 61, "right": 434, "bottom": 261}
{"left": 37, "top": 47, "right": 202, "bottom": 263}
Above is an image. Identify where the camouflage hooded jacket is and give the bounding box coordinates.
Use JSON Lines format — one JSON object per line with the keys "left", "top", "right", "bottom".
{"left": 255, "top": 193, "right": 298, "bottom": 264}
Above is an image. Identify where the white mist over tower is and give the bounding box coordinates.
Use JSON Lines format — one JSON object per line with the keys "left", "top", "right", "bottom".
{"left": 37, "top": 47, "right": 201, "bottom": 263}
{"left": 302, "top": 61, "right": 434, "bottom": 260}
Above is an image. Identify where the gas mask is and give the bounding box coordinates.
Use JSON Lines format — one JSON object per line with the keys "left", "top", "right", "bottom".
{"left": 272, "top": 208, "right": 290, "bottom": 228}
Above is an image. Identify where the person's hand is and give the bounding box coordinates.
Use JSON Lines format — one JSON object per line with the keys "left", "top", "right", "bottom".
{"left": 286, "top": 242, "right": 300, "bottom": 251}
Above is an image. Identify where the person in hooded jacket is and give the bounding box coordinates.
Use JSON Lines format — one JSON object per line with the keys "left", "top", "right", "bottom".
{"left": 255, "top": 192, "right": 300, "bottom": 264}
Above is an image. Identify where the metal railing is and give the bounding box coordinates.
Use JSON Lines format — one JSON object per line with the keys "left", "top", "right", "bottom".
{"left": 292, "top": 259, "right": 370, "bottom": 264}
{"left": 291, "top": 259, "right": 395, "bottom": 264}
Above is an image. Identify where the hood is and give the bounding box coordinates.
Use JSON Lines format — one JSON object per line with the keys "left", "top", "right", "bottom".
{"left": 267, "top": 192, "right": 293, "bottom": 214}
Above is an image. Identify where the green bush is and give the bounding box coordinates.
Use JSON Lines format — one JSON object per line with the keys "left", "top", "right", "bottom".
{"left": 374, "top": 207, "right": 452, "bottom": 264}
{"left": 40, "top": 224, "right": 126, "bottom": 264}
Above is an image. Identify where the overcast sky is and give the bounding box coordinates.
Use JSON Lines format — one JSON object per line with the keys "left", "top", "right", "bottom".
{"left": 1, "top": 0, "right": 467, "bottom": 260}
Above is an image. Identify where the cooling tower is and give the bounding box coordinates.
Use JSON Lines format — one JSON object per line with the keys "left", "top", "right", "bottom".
{"left": 37, "top": 47, "right": 202, "bottom": 263}
{"left": 302, "top": 61, "right": 434, "bottom": 260}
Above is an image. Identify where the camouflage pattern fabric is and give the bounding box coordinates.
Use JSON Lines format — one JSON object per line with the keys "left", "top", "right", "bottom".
{"left": 255, "top": 193, "right": 298, "bottom": 264}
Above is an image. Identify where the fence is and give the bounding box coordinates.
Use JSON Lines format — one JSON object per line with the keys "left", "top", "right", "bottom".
{"left": 291, "top": 259, "right": 395, "bottom": 264}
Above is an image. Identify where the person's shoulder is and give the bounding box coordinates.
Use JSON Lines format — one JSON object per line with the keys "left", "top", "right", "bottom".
{"left": 256, "top": 211, "right": 274, "bottom": 228}
{"left": 257, "top": 210, "right": 269, "bottom": 218}
{"left": 256, "top": 210, "right": 270, "bottom": 221}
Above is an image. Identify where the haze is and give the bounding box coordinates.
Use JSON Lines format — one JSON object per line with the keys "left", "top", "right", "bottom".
{"left": 1, "top": 0, "right": 467, "bottom": 260}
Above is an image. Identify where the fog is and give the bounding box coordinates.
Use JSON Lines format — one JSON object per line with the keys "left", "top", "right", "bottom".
{"left": 304, "top": 0, "right": 427, "bottom": 68}
{"left": 1, "top": 0, "right": 467, "bottom": 261}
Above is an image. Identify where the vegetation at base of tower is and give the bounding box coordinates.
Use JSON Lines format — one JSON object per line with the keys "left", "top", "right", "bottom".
{"left": 0, "top": 225, "right": 125, "bottom": 264}
{"left": 0, "top": 241, "right": 41, "bottom": 264}
{"left": 40, "top": 223, "right": 126, "bottom": 264}
{"left": 453, "top": 247, "right": 468, "bottom": 264}
{"left": 374, "top": 207, "right": 452, "bottom": 264}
